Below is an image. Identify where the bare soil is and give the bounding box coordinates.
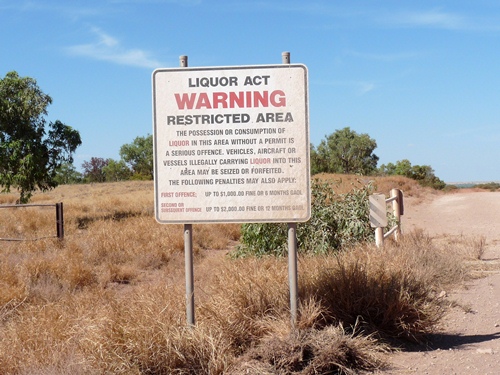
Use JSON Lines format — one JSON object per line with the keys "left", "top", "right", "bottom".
{"left": 379, "top": 191, "right": 500, "bottom": 374}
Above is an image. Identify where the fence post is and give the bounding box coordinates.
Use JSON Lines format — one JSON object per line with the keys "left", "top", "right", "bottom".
{"left": 390, "top": 189, "right": 404, "bottom": 241}
{"left": 375, "top": 227, "right": 384, "bottom": 247}
{"left": 56, "top": 202, "right": 64, "bottom": 240}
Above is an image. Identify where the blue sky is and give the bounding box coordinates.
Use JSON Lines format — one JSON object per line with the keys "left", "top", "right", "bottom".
{"left": 1, "top": 0, "right": 499, "bottom": 183}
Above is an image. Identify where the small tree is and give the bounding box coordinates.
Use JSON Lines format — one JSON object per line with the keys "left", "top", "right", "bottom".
{"left": 103, "top": 159, "right": 131, "bottom": 182}
{"left": 314, "top": 127, "right": 378, "bottom": 175}
{"left": 379, "top": 159, "right": 412, "bottom": 178}
{"left": 0, "top": 71, "right": 82, "bottom": 202}
{"left": 82, "top": 157, "right": 108, "bottom": 183}
{"left": 54, "top": 162, "right": 83, "bottom": 185}
{"left": 379, "top": 159, "right": 446, "bottom": 190}
{"left": 119, "top": 134, "right": 153, "bottom": 179}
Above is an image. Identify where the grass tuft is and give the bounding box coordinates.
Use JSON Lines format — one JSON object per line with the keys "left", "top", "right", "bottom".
{"left": 228, "top": 325, "right": 387, "bottom": 375}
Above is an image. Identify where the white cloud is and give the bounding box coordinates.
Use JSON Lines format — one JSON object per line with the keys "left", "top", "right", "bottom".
{"left": 66, "top": 27, "right": 163, "bottom": 69}
{"left": 357, "top": 81, "right": 376, "bottom": 95}
{"left": 385, "top": 9, "right": 466, "bottom": 30}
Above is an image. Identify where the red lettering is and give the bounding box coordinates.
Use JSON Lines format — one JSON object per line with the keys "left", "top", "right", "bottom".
{"left": 174, "top": 93, "right": 196, "bottom": 109}
{"left": 213, "top": 92, "right": 228, "bottom": 109}
{"left": 229, "top": 92, "right": 244, "bottom": 108}
{"left": 253, "top": 91, "right": 268, "bottom": 107}
{"left": 270, "top": 90, "right": 286, "bottom": 107}
{"left": 174, "top": 91, "right": 287, "bottom": 110}
{"left": 196, "top": 93, "right": 212, "bottom": 109}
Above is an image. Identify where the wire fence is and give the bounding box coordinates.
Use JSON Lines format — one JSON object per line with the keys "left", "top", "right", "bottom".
{"left": 0, "top": 202, "right": 64, "bottom": 241}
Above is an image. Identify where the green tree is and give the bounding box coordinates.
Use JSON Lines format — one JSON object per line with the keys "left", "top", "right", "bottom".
{"left": 378, "top": 162, "right": 396, "bottom": 176}
{"left": 410, "top": 164, "right": 446, "bottom": 189}
{"left": 379, "top": 159, "right": 412, "bottom": 177}
{"left": 119, "top": 134, "right": 153, "bottom": 179}
{"left": 103, "top": 159, "right": 131, "bottom": 182}
{"left": 379, "top": 159, "right": 446, "bottom": 190}
{"left": 310, "top": 143, "right": 327, "bottom": 175}
{"left": 0, "top": 71, "right": 82, "bottom": 203}
{"left": 314, "top": 127, "right": 379, "bottom": 175}
{"left": 54, "top": 162, "right": 83, "bottom": 185}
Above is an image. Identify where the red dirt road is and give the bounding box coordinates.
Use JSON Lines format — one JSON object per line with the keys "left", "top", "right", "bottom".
{"left": 380, "top": 191, "right": 500, "bottom": 374}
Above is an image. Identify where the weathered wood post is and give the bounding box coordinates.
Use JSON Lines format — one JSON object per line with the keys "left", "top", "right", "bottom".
{"left": 375, "top": 227, "right": 384, "bottom": 247}
{"left": 390, "top": 188, "right": 402, "bottom": 241}
{"left": 56, "top": 202, "right": 64, "bottom": 240}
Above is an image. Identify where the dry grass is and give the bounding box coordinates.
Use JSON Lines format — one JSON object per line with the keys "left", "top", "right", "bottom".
{"left": 295, "top": 232, "right": 465, "bottom": 344}
{"left": 0, "top": 177, "right": 481, "bottom": 374}
{"left": 227, "top": 325, "right": 387, "bottom": 375}
{"left": 437, "top": 234, "right": 486, "bottom": 261}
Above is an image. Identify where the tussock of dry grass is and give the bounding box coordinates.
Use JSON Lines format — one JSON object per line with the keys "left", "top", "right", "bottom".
{"left": 437, "top": 234, "right": 486, "bottom": 261}
{"left": 0, "top": 179, "right": 482, "bottom": 374}
{"left": 295, "top": 236, "right": 459, "bottom": 344}
{"left": 227, "top": 325, "right": 387, "bottom": 375}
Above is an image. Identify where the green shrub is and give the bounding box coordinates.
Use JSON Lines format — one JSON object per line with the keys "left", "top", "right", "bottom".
{"left": 475, "top": 182, "right": 500, "bottom": 191}
{"left": 234, "top": 179, "right": 375, "bottom": 257}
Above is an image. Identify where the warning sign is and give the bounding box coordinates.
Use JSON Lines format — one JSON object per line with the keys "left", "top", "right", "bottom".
{"left": 152, "top": 64, "right": 310, "bottom": 223}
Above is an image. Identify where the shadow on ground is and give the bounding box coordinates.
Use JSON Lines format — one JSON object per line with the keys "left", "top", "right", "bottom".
{"left": 399, "top": 332, "right": 500, "bottom": 352}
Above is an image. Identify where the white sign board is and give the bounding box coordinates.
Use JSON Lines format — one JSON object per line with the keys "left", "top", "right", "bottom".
{"left": 152, "top": 64, "right": 310, "bottom": 223}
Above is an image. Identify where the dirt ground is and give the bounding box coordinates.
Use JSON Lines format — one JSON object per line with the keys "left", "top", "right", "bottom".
{"left": 379, "top": 191, "right": 500, "bottom": 374}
